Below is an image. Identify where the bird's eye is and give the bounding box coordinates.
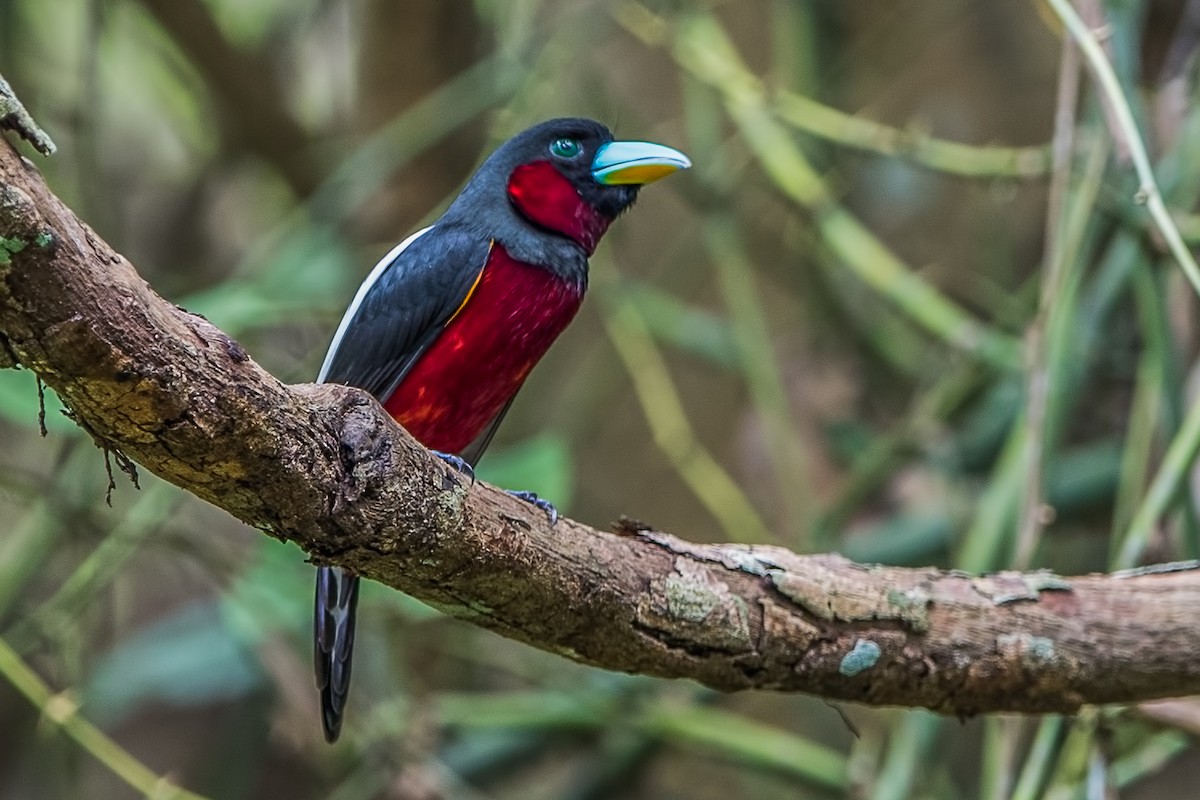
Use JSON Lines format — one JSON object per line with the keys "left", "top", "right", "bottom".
{"left": 548, "top": 138, "right": 583, "bottom": 159}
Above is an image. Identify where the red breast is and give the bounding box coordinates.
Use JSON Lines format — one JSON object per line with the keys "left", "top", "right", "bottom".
{"left": 383, "top": 244, "right": 584, "bottom": 453}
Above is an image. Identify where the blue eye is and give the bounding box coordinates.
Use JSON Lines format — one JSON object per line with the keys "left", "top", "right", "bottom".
{"left": 549, "top": 138, "right": 583, "bottom": 159}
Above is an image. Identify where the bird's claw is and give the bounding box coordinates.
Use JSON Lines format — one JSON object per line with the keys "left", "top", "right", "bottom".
{"left": 506, "top": 490, "right": 558, "bottom": 525}
{"left": 432, "top": 453, "right": 554, "bottom": 523}
{"left": 432, "top": 451, "right": 475, "bottom": 484}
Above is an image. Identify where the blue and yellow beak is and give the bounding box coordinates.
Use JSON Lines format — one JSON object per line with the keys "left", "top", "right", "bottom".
{"left": 591, "top": 141, "right": 691, "bottom": 185}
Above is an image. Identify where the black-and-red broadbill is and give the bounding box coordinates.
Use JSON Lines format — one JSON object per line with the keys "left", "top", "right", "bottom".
{"left": 313, "top": 118, "right": 689, "bottom": 741}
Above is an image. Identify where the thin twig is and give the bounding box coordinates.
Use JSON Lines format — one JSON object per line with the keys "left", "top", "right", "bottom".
{"left": 0, "top": 73, "right": 56, "bottom": 156}
{"left": 1045, "top": 0, "right": 1200, "bottom": 296}
{"left": 35, "top": 374, "right": 47, "bottom": 437}
{"left": 773, "top": 90, "right": 1049, "bottom": 179}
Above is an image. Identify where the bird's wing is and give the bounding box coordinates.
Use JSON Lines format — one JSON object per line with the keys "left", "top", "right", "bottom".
{"left": 314, "top": 224, "right": 490, "bottom": 742}
{"left": 318, "top": 225, "right": 492, "bottom": 400}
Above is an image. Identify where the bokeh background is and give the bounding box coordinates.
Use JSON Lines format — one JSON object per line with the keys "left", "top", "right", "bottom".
{"left": 1, "top": 0, "right": 1199, "bottom": 797}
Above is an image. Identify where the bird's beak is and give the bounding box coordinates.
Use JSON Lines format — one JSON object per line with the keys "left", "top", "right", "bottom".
{"left": 591, "top": 141, "right": 691, "bottom": 185}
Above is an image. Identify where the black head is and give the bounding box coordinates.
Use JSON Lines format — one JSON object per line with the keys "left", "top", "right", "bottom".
{"left": 504, "top": 118, "right": 637, "bottom": 219}
{"left": 444, "top": 118, "right": 689, "bottom": 262}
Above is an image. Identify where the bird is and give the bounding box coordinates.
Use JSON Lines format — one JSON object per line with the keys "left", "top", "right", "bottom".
{"left": 313, "top": 117, "right": 689, "bottom": 742}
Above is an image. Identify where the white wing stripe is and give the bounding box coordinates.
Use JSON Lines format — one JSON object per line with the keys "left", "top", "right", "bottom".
{"left": 316, "top": 225, "right": 434, "bottom": 383}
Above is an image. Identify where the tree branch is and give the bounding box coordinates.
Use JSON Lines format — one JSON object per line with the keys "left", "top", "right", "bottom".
{"left": 1, "top": 134, "right": 1199, "bottom": 716}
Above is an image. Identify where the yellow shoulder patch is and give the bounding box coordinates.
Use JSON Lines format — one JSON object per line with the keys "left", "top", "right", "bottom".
{"left": 446, "top": 240, "right": 490, "bottom": 325}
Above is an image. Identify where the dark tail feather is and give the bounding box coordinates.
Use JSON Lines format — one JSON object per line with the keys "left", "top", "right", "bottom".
{"left": 314, "top": 565, "right": 360, "bottom": 743}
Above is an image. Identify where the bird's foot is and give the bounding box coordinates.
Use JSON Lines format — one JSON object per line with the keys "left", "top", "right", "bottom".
{"left": 506, "top": 490, "right": 558, "bottom": 525}
{"left": 432, "top": 451, "right": 475, "bottom": 484}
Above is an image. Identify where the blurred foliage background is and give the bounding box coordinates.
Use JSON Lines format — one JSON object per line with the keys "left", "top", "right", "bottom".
{"left": 1, "top": 0, "right": 1199, "bottom": 797}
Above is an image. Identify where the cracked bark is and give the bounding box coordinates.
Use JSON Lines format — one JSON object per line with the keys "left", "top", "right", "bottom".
{"left": 1, "top": 134, "right": 1199, "bottom": 717}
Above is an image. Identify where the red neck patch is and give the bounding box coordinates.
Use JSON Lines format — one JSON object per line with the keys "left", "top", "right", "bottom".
{"left": 506, "top": 160, "right": 611, "bottom": 254}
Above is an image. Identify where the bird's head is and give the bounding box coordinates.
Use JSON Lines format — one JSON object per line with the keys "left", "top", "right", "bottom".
{"left": 452, "top": 118, "right": 690, "bottom": 255}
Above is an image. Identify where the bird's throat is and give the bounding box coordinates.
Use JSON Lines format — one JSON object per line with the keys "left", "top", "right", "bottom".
{"left": 506, "top": 161, "right": 611, "bottom": 255}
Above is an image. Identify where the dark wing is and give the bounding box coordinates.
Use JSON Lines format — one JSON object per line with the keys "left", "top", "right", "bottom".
{"left": 318, "top": 225, "right": 492, "bottom": 400}
{"left": 314, "top": 224, "right": 489, "bottom": 742}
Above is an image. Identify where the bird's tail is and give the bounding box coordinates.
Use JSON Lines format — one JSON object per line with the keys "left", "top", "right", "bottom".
{"left": 314, "top": 565, "right": 360, "bottom": 743}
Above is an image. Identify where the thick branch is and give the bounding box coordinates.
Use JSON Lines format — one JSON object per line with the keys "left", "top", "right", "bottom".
{"left": 0, "top": 135, "right": 1198, "bottom": 716}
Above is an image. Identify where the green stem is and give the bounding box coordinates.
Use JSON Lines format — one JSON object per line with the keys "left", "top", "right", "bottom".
{"left": 0, "top": 635, "right": 207, "bottom": 800}
{"left": 1041, "top": 713, "right": 1096, "bottom": 800}
{"left": 7, "top": 483, "right": 181, "bottom": 650}
{"left": 773, "top": 90, "right": 1049, "bottom": 179}
{"left": 637, "top": 703, "right": 847, "bottom": 791}
{"left": 1045, "top": 0, "right": 1200, "bottom": 296}
{"left": 1013, "top": 130, "right": 1107, "bottom": 567}
{"left": 958, "top": 420, "right": 1025, "bottom": 573}
{"left": 1108, "top": 730, "right": 1190, "bottom": 789}
{"left": 1116, "top": 392, "right": 1200, "bottom": 568}
{"left": 702, "top": 216, "right": 813, "bottom": 540}
{"left": 614, "top": 6, "right": 1023, "bottom": 371}
{"left": 980, "top": 717, "right": 1022, "bottom": 800}
{"left": 1011, "top": 717, "right": 1065, "bottom": 800}
{"left": 1013, "top": 32, "right": 1082, "bottom": 569}
{"left": 1111, "top": 268, "right": 1167, "bottom": 552}
{"left": 595, "top": 270, "right": 774, "bottom": 543}
{"left": 869, "top": 711, "right": 942, "bottom": 800}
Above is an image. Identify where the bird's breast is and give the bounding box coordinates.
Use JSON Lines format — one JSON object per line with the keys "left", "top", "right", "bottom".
{"left": 383, "top": 244, "right": 584, "bottom": 453}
